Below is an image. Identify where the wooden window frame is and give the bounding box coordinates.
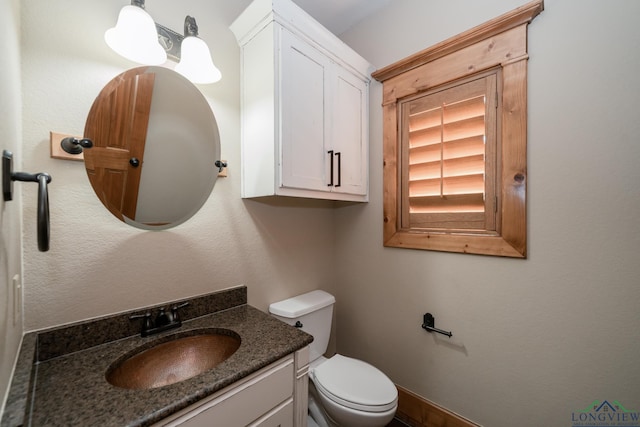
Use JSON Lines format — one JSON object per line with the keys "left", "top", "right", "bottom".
{"left": 372, "top": 0, "right": 543, "bottom": 258}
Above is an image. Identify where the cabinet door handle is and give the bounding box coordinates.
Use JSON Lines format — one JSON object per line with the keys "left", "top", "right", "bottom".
{"left": 327, "top": 150, "right": 334, "bottom": 186}
{"left": 335, "top": 152, "right": 341, "bottom": 187}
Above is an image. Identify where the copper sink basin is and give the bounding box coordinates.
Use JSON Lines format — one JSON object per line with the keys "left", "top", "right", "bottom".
{"left": 106, "top": 330, "right": 241, "bottom": 390}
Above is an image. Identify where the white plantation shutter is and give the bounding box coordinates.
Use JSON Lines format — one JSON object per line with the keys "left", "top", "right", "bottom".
{"left": 401, "top": 72, "right": 498, "bottom": 232}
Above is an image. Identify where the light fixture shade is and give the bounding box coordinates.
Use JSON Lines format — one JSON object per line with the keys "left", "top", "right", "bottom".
{"left": 175, "top": 36, "right": 222, "bottom": 84}
{"left": 105, "top": 5, "right": 167, "bottom": 65}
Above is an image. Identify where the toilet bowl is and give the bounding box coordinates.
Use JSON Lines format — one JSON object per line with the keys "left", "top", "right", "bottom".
{"left": 269, "top": 290, "right": 398, "bottom": 427}
{"left": 310, "top": 354, "right": 398, "bottom": 427}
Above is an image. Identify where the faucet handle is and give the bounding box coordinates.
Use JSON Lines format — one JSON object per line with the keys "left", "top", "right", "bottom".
{"left": 129, "top": 312, "right": 153, "bottom": 334}
{"left": 171, "top": 302, "right": 189, "bottom": 323}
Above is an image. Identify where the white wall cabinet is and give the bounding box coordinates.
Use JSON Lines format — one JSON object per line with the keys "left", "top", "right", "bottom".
{"left": 231, "top": 0, "right": 372, "bottom": 202}
{"left": 156, "top": 347, "right": 310, "bottom": 427}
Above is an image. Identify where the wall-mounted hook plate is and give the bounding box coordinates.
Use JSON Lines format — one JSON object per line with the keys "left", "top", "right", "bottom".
{"left": 50, "top": 131, "right": 85, "bottom": 161}
{"left": 217, "top": 160, "right": 228, "bottom": 177}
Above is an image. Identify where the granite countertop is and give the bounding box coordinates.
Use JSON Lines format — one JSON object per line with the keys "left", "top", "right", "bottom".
{"left": 1, "top": 287, "right": 313, "bottom": 427}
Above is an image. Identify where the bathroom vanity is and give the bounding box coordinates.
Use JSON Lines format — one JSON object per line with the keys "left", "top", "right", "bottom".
{"left": 1, "top": 286, "right": 313, "bottom": 427}
{"left": 158, "top": 347, "right": 309, "bottom": 426}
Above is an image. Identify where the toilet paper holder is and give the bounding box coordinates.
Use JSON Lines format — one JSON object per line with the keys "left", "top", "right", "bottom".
{"left": 422, "top": 313, "right": 452, "bottom": 338}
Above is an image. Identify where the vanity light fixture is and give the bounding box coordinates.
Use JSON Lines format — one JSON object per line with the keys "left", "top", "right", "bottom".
{"left": 174, "top": 17, "right": 222, "bottom": 84}
{"left": 105, "top": 0, "right": 222, "bottom": 84}
{"left": 104, "top": 0, "right": 167, "bottom": 65}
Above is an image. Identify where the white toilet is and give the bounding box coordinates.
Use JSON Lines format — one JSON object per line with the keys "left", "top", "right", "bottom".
{"left": 269, "top": 290, "right": 398, "bottom": 427}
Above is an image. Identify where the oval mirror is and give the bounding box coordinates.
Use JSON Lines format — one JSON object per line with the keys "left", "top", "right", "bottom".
{"left": 83, "top": 66, "right": 221, "bottom": 230}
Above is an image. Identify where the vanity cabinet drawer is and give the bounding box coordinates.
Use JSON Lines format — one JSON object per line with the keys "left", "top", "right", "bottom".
{"left": 249, "top": 399, "right": 294, "bottom": 427}
{"left": 158, "top": 356, "right": 294, "bottom": 426}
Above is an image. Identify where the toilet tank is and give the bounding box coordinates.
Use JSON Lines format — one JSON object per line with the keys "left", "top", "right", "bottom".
{"left": 269, "top": 290, "right": 335, "bottom": 363}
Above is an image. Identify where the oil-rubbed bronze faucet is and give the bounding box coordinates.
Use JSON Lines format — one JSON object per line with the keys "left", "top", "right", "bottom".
{"left": 130, "top": 302, "right": 189, "bottom": 337}
{"left": 154, "top": 308, "right": 171, "bottom": 327}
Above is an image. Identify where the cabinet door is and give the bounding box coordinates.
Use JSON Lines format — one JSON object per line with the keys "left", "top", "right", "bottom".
{"left": 279, "top": 27, "right": 329, "bottom": 193}
{"left": 158, "top": 358, "right": 294, "bottom": 427}
{"left": 329, "top": 65, "right": 368, "bottom": 196}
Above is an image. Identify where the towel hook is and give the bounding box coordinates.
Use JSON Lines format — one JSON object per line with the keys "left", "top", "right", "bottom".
{"left": 60, "top": 137, "right": 93, "bottom": 155}
{"left": 3, "top": 150, "right": 52, "bottom": 252}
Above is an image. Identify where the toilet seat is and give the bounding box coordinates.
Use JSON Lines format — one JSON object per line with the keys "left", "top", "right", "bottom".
{"left": 311, "top": 355, "right": 398, "bottom": 413}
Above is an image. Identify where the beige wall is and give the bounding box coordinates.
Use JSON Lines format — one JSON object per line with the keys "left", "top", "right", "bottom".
{"left": 336, "top": 0, "right": 640, "bottom": 426}
{"left": 19, "top": 0, "right": 336, "bottom": 330}
{"left": 6, "top": 0, "right": 640, "bottom": 426}
{"left": 0, "top": 0, "right": 25, "bottom": 412}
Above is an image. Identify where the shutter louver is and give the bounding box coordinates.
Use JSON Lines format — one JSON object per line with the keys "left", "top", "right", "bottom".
{"left": 401, "top": 73, "right": 497, "bottom": 231}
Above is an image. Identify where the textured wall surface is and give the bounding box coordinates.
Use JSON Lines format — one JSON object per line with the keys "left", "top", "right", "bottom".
{"left": 0, "top": 0, "right": 24, "bottom": 413}
{"left": 19, "top": 0, "right": 337, "bottom": 331}
{"left": 9, "top": 1, "right": 640, "bottom": 426}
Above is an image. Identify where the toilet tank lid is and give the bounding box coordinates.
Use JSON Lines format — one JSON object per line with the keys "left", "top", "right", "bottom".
{"left": 269, "top": 290, "right": 335, "bottom": 318}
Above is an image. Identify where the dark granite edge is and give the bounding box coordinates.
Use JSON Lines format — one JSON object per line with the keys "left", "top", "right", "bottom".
{"left": 1, "top": 333, "right": 37, "bottom": 427}
{"left": 36, "top": 286, "right": 247, "bottom": 361}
